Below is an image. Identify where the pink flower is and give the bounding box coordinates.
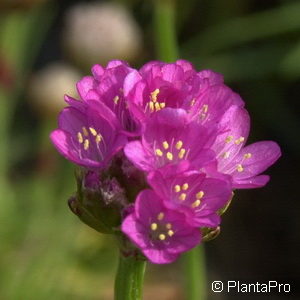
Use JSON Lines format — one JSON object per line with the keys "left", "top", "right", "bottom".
{"left": 121, "top": 189, "right": 201, "bottom": 264}
{"left": 50, "top": 100, "right": 127, "bottom": 169}
{"left": 124, "top": 108, "right": 217, "bottom": 172}
{"left": 123, "top": 60, "right": 231, "bottom": 124}
{"left": 148, "top": 168, "right": 232, "bottom": 227}
{"left": 208, "top": 105, "right": 281, "bottom": 188}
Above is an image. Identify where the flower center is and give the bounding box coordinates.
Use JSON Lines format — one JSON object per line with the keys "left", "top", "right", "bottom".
{"left": 146, "top": 88, "right": 166, "bottom": 113}
{"left": 149, "top": 212, "right": 174, "bottom": 241}
{"left": 154, "top": 139, "right": 188, "bottom": 162}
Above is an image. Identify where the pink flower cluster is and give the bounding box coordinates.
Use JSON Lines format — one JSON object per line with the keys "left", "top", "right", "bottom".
{"left": 50, "top": 60, "right": 281, "bottom": 264}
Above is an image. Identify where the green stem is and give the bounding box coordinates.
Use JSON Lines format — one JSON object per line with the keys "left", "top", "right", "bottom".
{"left": 153, "top": 0, "right": 179, "bottom": 62}
{"left": 114, "top": 253, "right": 147, "bottom": 300}
{"left": 183, "top": 246, "right": 207, "bottom": 300}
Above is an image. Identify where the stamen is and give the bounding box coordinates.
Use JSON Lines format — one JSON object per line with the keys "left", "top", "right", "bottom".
{"left": 159, "top": 234, "right": 166, "bottom": 241}
{"left": 149, "top": 101, "right": 154, "bottom": 112}
{"left": 95, "top": 134, "right": 102, "bottom": 143}
{"left": 113, "top": 95, "right": 120, "bottom": 104}
{"left": 236, "top": 164, "right": 244, "bottom": 172}
{"left": 77, "top": 132, "right": 83, "bottom": 143}
{"left": 190, "top": 98, "right": 196, "bottom": 107}
{"left": 162, "top": 141, "right": 169, "bottom": 150}
{"left": 150, "top": 88, "right": 160, "bottom": 102}
{"left": 89, "top": 127, "right": 97, "bottom": 136}
{"left": 191, "top": 200, "right": 201, "bottom": 208}
{"left": 244, "top": 153, "right": 252, "bottom": 159}
{"left": 179, "top": 193, "right": 186, "bottom": 201}
{"left": 83, "top": 139, "right": 89, "bottom": 150}
{"left": 235, "top": 136, "right": 245, "bottom": 145}
{"left": 222, "top": 151, "right": 230, "bottom": 159}
{"left": 82, "top": 127, "right": 89, "bottom": 136}
{"left": 154, "top": 102, "right": 160, "bottom": 111}
{"left": 160, "top": 102, "right": 166, "bottom": 109}
{"left": 155, "top": 149, "right": 163, "bottom": 157}
{"left": 182, "top": 183, "right": 189, "bottom": 190}
{"left": 157, "top": 212, "right": 164, "bottom": 220}
{"left": 202, "top": 104, "right": 208, "bottom": 113}
{"left": 150, "top": 223, "right": 158, "bottom": 231}
{"left": 196, "top": 191, "right": 204, "bottom": 199}
{"left": 174, "top": 185, "right": 181, "bottom": 193}
{"left": 178, "top": 148, "right": 186, "bottom": 159}
{"left": 166, "top": 152, "right": 173, "bottom": 161}
{"left": 225, "top": 135, "right": 233, "bottom": 143}
{"left": 166, "top": 223, "right": 172, "bottom": 229}
{"left": 175, "top": 140, "right": 183, "bottom": 150}
{"left": 167, "top": 230, "right": 174, "bottom": 237}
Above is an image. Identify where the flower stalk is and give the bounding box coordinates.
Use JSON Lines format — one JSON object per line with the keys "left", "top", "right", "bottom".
{"left": 114, "top": 253, "right": 146, "bottom": 300}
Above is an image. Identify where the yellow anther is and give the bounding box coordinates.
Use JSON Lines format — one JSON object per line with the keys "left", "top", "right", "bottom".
{"left": 155, "top": 149, "right": 163, "bottom": 157}
{"left": 190, "top": 98, "right": 196, "bottom": 107}
{"left": 225, "top": 135, "right": 233, "bottom": 143}
{"left": 196, "top": 191, "right": 204, "bottom": 199}
{"left": 191, "top": 200, "right": 201, "bottom": 208}
{"left": 160, "top": 102, "right": 166, "bottom": 109}
{"left": 166, "top": 223, "right": 172, "bottom": 229}
{"left": 179, "top": 193, "right": 187, "bottom": 201}
{"left": 77, "top": 132, "right": 83, "bottom": 143}
{"left": 159, "top": 234, "right": 166, "bottom": 241}
{"left": 182, "top": 183, "right": 189, "bottom": 190}
{"left": 244, "top": 153, "right": 252, "bottom": 159}
{"left": 222, "top": 151, "right": 230, "bottom": 159}
{"left": 89, "top": 127, "right": 97, "bottom": 136}
{"left": 83, "top": 139, "right": 89, "bottom": 150}
{"left": 95, "top": 134, "right": 102, "bottom": 143}
{"left": 175, "top": 140, "right": 183, "bottom": 150}
{"left": 157, "top": 212, "right": 164, "bottom": 220}
{"left": 149, "top": 101, "right": 154, "bottom": 112}
{"left": 178, "top": 148, "right": 186, "bottom": 159}
{"left": 150, "top": 88, "right": 160, "bottom": 102}
{"left": 202, "top": 104, "right": 209, "bottom": 113}
{"left": 174, "top": 185, "right": 181, "bottom": 193}
{"left": 150, "top": 223, "right": 158, "bottom": 231}
{"left": 235, "top": 136, "right": 245, "bottom": 145}
{"left": 167, "top": 230, "right": 174, "bottom": 237}
{"left": 236, "top": 164, "right": 244, "bottom": 172}
{"left": 113, "top": 95, "right": 120, "bottom": 104}
{"left": 82, "top": 127, "right": 89, "bottom": 136}
{"left": 154, "top": 102, "right": 161, "bottom": 111}
{"left": 162, "top": 141, "right": 169, "bottom": 150}
{"left": 166, "top": 152, "right": 173, "bottom": 161}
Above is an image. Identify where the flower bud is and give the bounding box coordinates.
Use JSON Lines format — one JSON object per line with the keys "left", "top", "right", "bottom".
{"left": 69, "top": 171, "right": 126, "bottom": 234}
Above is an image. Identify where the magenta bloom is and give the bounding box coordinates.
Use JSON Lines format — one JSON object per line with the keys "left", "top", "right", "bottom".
{"left": 50, "top": 100, "right": 127, "bottom": 169}
{"left": 148, "top": 169, "right": 232, "bottom": 227}
{"left": 121, "top": 189, "right": 201, "bottom": 264}
{"left": 72, "top": 60, "right": 139, "bottom": 135}
{"left": 123, "top": 60, "right": 230, "bottom": 123}
{"left": 124, "top": 108, "right": 217, "bottom": 172}
{"left": 209, "top": 105, "right": 281, "bottom": 188}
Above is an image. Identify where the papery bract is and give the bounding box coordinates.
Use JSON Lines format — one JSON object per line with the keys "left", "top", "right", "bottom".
{"left": 121, "top": 189, "right": 201, "bottom": 264}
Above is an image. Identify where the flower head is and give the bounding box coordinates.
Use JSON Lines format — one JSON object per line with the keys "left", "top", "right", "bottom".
{"left": 121, "top": 189, "right": 201, "bottom": 264}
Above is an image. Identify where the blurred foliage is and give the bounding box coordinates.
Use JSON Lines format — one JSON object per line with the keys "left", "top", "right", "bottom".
{"left": 0, "top": 0, "right": 299, "bottom": 299}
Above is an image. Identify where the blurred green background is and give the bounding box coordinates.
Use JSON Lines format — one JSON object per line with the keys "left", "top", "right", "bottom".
{"left": 0, "top": 0, "right": 299, "bottom": 299}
